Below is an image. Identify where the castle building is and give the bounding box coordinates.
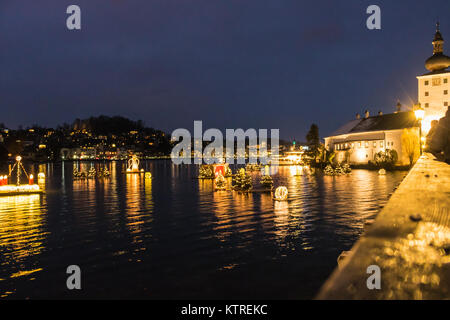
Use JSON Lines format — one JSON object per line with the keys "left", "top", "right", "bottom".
{"left": 324, "top": 23, "right": 450, "bottom": 166}
{"left": 417, "top": 22, "right": 450, "bottom": 133}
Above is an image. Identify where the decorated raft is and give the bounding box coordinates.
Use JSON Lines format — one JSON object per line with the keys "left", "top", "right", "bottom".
{"left": 0, "top": 156, "right": 44, "bottom": 196}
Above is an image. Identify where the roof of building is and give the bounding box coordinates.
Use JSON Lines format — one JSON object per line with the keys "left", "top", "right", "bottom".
{"left": 328, "top": 111, "right": 419, "bottom": 137}
{"left": 419, "top": 69, "right": 450, "bottom": 76}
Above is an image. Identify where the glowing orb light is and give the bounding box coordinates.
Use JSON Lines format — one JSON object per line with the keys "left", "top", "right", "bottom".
{"left": 274, "top": 186, "right": 288, "bottom": 201}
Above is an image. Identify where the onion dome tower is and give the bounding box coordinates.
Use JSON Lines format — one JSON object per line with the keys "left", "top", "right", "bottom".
{"left": 425, "top": 22, "right": 450, "bottom": 72}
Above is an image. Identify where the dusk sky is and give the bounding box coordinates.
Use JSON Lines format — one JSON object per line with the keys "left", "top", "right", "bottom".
{"left": 1, "top": 0, "right": 449, "bottom": 139}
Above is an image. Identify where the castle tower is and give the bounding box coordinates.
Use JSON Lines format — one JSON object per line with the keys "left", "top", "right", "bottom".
{"left": 417, "top": 22, "right": 450, "bottom": 134}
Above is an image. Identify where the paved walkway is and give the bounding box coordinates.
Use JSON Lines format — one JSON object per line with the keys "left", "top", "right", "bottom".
{"left": 317, "top": 153, "right": 450, "bottom": 299}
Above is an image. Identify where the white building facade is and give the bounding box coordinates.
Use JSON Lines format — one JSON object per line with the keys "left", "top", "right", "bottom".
{"left": 325, "top": 23, "right": 449, "bottom": 166}
{"left": 417, "top": 22, "right": 450, "bottom": 133}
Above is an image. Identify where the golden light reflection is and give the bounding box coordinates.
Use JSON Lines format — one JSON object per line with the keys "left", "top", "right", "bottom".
{"left": 126, "top": 173, "right": 146, "bottom": 236}
{"left": 373, "top": 220, "right": 450, "bottom": 299}
{"left": 0, "top": 194, "right": 46, "bottom": 263}
{"left": 273, "top": 200, "right": 289, "bottom": 239}
{"left": 289, "top": 165, "right": 304, "bottom": 176}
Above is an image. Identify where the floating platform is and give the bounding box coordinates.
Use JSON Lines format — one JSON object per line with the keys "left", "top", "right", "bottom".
{"left": 0, "top": 184, "right": 44, "bottom": 196}
{"left": 126, "top": 170, "right": 144, "bottom": 174}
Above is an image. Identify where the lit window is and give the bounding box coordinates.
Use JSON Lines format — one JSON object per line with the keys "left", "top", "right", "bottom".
{"left": 380, "top": 141, "right": 384, "bottom": 147}
{"left": 365, "top": 142, "right": 369, "bottom": 148}
{"left": 373, "top": 142, "right": 376, "bottom": 147}
{"left": 358, "top": 142, "right": 361, "bottom": 148}
{"left": 351, "top": 143, "right": 354, "bottom": 148}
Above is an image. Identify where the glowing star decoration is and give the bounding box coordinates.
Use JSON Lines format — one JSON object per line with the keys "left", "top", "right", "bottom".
{"left": 273, "top": 186, "right": 288, "bottom": 201}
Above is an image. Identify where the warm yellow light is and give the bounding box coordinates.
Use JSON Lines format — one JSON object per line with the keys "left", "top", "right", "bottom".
{"left": 16, "top": 156, "right": 22, "bottom": 162}
{"left": 0, "top": 184, "right": 41, "bottom": 193}
{"left": 356, "top": 149, "right": 366, "bottom": 160}
{"left": 38, "top": 173, "right": 45, "bottom": 179}
{"left": 414, "top": 108, "right": 425, "bottom": 121}
{"left": 422, "top": 115, "right": 440, "bottom": 135}
{"left": 274, "top": 186, "right": 288, "bottom": 201}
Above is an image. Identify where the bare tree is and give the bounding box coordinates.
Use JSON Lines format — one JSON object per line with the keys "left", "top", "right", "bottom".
{"left": 401, "top": 128, "right": 420, "bottom": 167}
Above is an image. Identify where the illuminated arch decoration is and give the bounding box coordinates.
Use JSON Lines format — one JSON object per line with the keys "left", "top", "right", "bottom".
{"left": 127, "top": 155, "right": 144, "bottom": 174}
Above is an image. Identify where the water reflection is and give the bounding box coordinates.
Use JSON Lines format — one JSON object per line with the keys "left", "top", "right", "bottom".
{"left": 0, "top": 194, "right": 47, "bottom": 284}
{"left": 0, "top": 162, "right": 407, "bottom": 299}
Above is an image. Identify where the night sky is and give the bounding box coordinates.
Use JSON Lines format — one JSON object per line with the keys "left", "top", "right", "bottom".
{"left": 0, "top": 0, "right": 449, "bottom": 139}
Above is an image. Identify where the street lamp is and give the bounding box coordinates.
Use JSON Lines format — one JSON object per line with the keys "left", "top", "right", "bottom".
{"left": 414, "top": 105, "right": 425, "bottom": 155}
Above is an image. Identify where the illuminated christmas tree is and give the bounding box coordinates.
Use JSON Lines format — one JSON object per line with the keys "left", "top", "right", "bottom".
{"left": 233, "top": 168, "right": 252, "bottom": 192}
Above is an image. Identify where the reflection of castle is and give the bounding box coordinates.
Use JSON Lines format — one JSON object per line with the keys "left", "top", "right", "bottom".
{"left": 325, "top": 23, "right": 449, "bottom": 166}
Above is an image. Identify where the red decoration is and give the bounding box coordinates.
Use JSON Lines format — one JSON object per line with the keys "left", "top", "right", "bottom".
{"left": 214, "top": 165, "right": 225, "bottom": 177}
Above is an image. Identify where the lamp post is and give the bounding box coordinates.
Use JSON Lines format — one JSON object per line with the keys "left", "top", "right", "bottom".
{"left": 414, "top": 106, "right": 425, "bottom": 155}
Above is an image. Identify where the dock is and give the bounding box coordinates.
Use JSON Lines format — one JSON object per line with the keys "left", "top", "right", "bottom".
{"left": 317, "top": 153, "right": 450, "bottom": 299}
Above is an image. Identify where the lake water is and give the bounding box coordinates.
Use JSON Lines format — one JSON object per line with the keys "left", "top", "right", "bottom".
{"left": 0, "top": 161, "right": 407, "bottom": 299}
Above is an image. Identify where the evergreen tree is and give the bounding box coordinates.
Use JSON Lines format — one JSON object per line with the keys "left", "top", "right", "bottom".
{"left": 260, "top": 175, "right": 273, "bottom": 189}
{"left": 233, "top": 168, "right": 252, "bottom": 192}
{"left": 305, "top": 124, "right": 320, "bottom": 162}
